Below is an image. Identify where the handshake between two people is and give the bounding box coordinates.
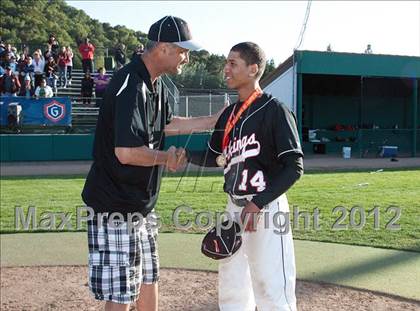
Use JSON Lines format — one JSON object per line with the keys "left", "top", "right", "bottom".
{"left": 165, "top": 146, "right": 188, "bottom": 172}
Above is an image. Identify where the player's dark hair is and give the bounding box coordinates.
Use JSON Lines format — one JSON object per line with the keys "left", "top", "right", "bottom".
{"left": 231, "top": 42, "right": 266, "bottom": 80}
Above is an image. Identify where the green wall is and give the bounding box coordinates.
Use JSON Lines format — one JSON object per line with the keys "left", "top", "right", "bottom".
{"left": 0, "top": 133, "right": 212, "bottom": 162}
{"left": 304, "top": 95, "right": 360, "bottom": 129}
{"left": 1, "top": 134, "right": 94, "bottom": 162}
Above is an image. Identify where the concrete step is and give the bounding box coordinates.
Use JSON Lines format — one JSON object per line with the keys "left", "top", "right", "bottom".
{"left": 56, "top": 89, "right": 96, "bottom": 96}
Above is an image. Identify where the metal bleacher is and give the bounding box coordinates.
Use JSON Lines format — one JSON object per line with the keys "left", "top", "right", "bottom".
{"left": 56, "top": 69, "right": 103, "bottom": 132}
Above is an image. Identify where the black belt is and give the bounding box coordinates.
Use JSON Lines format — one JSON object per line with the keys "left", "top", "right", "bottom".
{"left": 230, "top": 196, "right": 249, "bottom": 207}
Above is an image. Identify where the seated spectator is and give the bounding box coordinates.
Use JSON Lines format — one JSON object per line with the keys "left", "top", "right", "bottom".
{"left": 4, "top": 44, "right": 15, "bottom": 61}
{"left": 66, "top": 46, "right": 74, "bottom": 85}
{"left": 24, "top": 73, "right": 33, "bottom": 98}
{"left": 78, "top": 37, "right": 95, "bottom": 74}
{"left": 22, "top": 56, "right": 34, "bottom": 84}
{"left": 44, "top": 56, "right": 58, "bottom": 94}
{"left": 81, "top": 71, "right": 94, "bottom": 105}
{"left": 131, "top": 43, "right": 144, "bottom": 60}
{"left": 9, "top": 55, "right": 17, "bottom": 73}
{"left": 114, "top": 43, "right": 126, "bottom": 70}
{"left": 32, "top": 51, "right": 45, "bottom": 88}
{"left": 57, "top": 46, "right": 69, "bottom": 88}
{"left": 0, "top": 66, "right": 21, "bottom": 96}
{"left": 94, "top": 67, "right": 110, "bottom": 107}
{"left": 2, "top": 51, "right": 12, "bottom": 68}
{"left": 17, "top": 54, "right": 27, "bottom": 76}
{"left": 34, "top": 78, "right": 54, "bottom": 98}
{"left": 0, "top": 65, "right": 4, "bottom": 77}
{"left": 19, "top": 56, "right": 35, "bottom": 96}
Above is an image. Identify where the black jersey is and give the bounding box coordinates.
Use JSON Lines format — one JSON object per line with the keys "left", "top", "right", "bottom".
{"left": 82, "top": 55, "right": 173, "bottom": 217}
{"left": 208, "top": 93, "right": 303, "bottom": 207}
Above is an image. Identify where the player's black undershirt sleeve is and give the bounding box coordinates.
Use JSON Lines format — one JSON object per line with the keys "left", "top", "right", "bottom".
{"left": 251, "top": 153, "right": 304, "bottom": 209}
{"left": 187, "top": 147, "right": 219, "bottom": 167}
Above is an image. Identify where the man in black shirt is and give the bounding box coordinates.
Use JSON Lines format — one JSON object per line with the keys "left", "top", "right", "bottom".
{"left": 189, "top": 42, "right": 303, "bottom": 310}
{"left": 82, "top": 16, "right": 223, "bottom": 311}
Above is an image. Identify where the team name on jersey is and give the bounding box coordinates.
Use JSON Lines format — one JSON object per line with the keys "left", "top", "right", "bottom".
{"left": 225, "top": 133, "right": 261, "bottom": 165}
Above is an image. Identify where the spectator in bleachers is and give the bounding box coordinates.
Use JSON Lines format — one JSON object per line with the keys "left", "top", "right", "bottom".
{"left": 0, "top": 42, "right": 6, "bottom": 67}
{"left": 66, "top": 46, "right": 74, "bottom": 85}
{"left": 94, "top": 67, "right": 110, "bottom": 107}
{"left": 4, "top": 44, "right": 15, "bottom": 60}
{"left": 22, "top": 56, "right": 35, "bottom": 87}
{"left": 19, "top": 56, "right": 34, "bottom": 96}
{"left": 34, "top": 48, "right": 44, "bottom": 60}
{"left": 32, "top": 51, "right": 45, "bottom": 88}
{"left": 11, "top": 46, "right": 18, "bottom": 59}
{"left": 78, "top": 37, "right": 95, "bottom": 74}
{"left": 48, "top": 34, "right": 60, "bottom": 62}
{"left": 3, "top": 54, "right": 12, "bottom": 69}
{"left": 17, "top": 55, "right": 27, "bottom": 94}
{"left": 0, "top": 40, "right": 5, "bottom": 57}
{"left": 9, "top": 55, "right": 17, "bottom": 73}
{"left": 81, "top": 71, "right": 94, "bottom": 105}
{"left": 34, "top": 78, "right": 53, "bottom": 98}
{"left": 58, "top": 46, "right": 69, "bottom": 88}
{"left": 17, "top": 54, "right": 26, "bottom": 72}
{"left": 0, "top": 66, "right": 21, "bottom": 96}
{"left": 24, "top": 73, "right": 32, "bottom": 98}
{"left": 44, "top": 43, "right": 53, "bottom": 61}
{"left": 20, "top": 45, "right": 30, "bottom": 63}
{"left": 114, "top": 43, "right": 126, "bottom": 70}
{"left": 44, "top": 56, "right": 58, "bottom": 95}
{"left": 0, "top": 65, "right": 4, "bottom": 77}
{"left": 131, "top": 43, "right": 144, "bottom": 61}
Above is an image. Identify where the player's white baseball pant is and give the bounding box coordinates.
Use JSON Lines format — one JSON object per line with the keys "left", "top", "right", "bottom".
{"left": 218, "top": 194, "right": 297, "bottom": 311}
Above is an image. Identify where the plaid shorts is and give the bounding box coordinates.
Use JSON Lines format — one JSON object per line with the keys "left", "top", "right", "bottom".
{"left": 87, "top": 214, "right": 159, "bottom": 304}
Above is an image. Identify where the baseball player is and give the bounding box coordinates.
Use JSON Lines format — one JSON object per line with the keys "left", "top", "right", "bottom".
{"left": 189, "top": 42, "right": 303, "bottom": 311}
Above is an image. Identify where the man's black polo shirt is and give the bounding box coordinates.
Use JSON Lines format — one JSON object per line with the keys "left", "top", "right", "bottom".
{"left": 82, "top": 55, "right": 173, "bottom": 217}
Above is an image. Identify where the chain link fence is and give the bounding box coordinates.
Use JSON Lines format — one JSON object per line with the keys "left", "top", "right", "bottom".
{"left": 175, "top": 93, "right": 238, "bottom": 117}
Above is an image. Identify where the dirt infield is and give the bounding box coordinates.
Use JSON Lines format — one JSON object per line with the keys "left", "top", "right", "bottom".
{"left": 1, "top": 266, "right": 419, "bottom": 310}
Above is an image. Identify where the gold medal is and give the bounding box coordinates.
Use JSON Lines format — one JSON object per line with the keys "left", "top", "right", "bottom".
{"left": 216, "top": 154, "right": 227, "bottom": 167}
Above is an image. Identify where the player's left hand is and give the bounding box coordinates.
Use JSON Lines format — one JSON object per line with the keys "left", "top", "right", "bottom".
{"left": 241, "top": 201, "right": 261, "bottom": 232}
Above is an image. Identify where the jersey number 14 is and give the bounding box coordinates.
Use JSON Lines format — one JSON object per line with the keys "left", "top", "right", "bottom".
{"left": 238, "top": 170, "right": 266, "bottom": 192}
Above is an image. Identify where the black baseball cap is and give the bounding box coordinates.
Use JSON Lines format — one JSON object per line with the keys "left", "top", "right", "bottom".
{"left": 201, "top": 221, "right": 242, "bottom": 260}
{"left": 148, "top": 16, "right": 202, "bottom": 51}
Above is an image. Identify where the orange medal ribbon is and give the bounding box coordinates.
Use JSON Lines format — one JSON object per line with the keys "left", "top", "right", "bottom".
{"left": 222, "top": 89, "right": 262, "bottom": 151}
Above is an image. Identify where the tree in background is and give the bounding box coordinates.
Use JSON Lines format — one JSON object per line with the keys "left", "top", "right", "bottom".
{"left": 0, "top": 0, "right": 146, "bottom": 69}
{"left": 1, "top": 0, "right": 277, "bottom": 89}
{"left": 171, "top": 53, "right": 277, "bottom": 90}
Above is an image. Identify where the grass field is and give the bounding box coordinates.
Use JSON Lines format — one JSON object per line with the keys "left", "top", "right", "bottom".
{"left": 1, "top": 169, "right": 419, "bottom": 251}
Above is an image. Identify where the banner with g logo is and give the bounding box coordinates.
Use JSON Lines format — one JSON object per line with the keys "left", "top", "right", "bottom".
{"left": 44, "top": 100, "right": 66, "bottom": 122}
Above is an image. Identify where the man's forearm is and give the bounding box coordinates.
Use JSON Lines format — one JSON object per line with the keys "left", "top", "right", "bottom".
{"left": 165, "top": 115, "right": 217, "bottom": 136}
{"left": 115, "top": 146, "right": 170, "bottom": 166}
